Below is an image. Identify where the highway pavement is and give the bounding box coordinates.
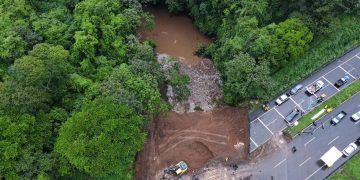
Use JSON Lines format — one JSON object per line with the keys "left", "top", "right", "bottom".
{"left": 249, "top": 46, "right": 360, "bottom": 153}
{"left": 249, "top": 92, "right": 360, "bottom": 180}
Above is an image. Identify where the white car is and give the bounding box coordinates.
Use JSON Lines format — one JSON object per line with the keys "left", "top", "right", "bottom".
{"left": 351, "top": 111, "right": 360, "bottom": 121}
{"left": 275, "top": 93, "right": 290, "bottom": 105}
{"left": 342, "top": 143, "right": 357, "bottom": 157}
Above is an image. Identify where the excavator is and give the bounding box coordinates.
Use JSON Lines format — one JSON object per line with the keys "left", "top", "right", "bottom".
{"left": 164, "top": 161, "right": 188, "bottom": 177}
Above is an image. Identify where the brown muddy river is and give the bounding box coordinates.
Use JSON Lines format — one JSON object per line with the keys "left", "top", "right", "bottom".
{"left": 140, "top": 7, "right": 211, "bottom": 66}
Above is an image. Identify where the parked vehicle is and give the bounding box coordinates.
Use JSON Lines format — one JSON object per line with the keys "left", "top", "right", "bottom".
{"left": 334, "top": 75, "right": 350, "bottom": 88}
{"left": 320, "top": 146, "right": 343, "bottom": 167}
{"left": 342, "top": 143, "right": 357, "bottom": 157}
{"left": 306, "top": 80, "right": 324, "bottom": 95}
{"left": 290, "top": 84, "right": 304, "bottom": 95}
{"left": 275, "top": 93, "right": 290, "bottom": 105}
{"left": 330, "top": 111, "right": 347, "bottom": 125}
{"left": 285, "top": 108, "right": 300, "bottom": 125}
{"left": 351, "top": 111, "right": 360, "bottom": 121}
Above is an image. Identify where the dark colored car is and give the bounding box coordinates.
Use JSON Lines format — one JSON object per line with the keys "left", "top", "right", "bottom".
{"left": 356, "top": 137, "right": 360, "bottom": 145}
{"left": 290, "top": 84, "right": 304, "bottom": 95}
{"left": 334, "top": 75, "right": 350, "bottom": 88}
{"left": 330, "top": 111, "right": 347, "bottom": 125}
{"left": 285, "top": 108, "right": 300, "bottom": 125}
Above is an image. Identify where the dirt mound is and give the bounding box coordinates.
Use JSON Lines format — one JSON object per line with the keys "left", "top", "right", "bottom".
{"left": 178, "top": 59, "right": 223, "bottom": 112}
{"left": 135, "top": 107, "right": 249, "bottom": 180}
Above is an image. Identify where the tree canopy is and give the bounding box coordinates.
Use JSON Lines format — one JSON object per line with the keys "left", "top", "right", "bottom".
{"left": 0, "top": 0, "right": 163, "bottom": 179}
{"left": 56, "top": 97, "right": 146, "bottom": 178}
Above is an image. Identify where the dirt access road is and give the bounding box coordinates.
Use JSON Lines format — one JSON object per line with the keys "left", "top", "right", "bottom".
{"left": 135, "top": 107, "right": 249, "bottom": 179}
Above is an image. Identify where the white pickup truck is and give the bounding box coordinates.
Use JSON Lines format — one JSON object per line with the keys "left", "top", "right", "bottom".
{"left": 320, "top": 146, "right": 343, "bottom": 167}
{"left": 306, "top": 80, "right": 324, "bottom": 95}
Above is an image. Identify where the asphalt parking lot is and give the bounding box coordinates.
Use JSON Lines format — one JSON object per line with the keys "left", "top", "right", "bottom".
{"left": 249, "top": 47, "right": 360, "bottom": 153}
{"left": 251, "top": 92, "right": 360, "bottom": 180}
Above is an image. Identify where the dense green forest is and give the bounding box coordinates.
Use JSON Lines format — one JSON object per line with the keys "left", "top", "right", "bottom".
{"left": 0, "top": 0, "right": 166, "bottom": 179}
{"left": 1, "top": 0, "right": 360, "bottom": 179}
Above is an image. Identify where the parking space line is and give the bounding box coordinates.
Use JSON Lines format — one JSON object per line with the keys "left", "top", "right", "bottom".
{"left": 250, "top": 53, "right": 360, "bottom": 152}
{"left": 289, "top": 97, "right": 305, "bottom": 112}
{"left": 305, "top": 165, "right": 325, "bottom": 180}
{"left": 355, "top": 120, "right": 360, "bottom": 125}
{"left": 266, "top": 118, "right": 278, "bottom": 126}
{"left": 322, "top": 76, "right": 339, "bottom": 92}
{"left": 299, "top": 157, "right": 311, "bottom": 167}
{"left": 339, "top": 65, "right": 356, "bottom": 79}
{"left": 258, "top": 118, "right": 274, "bottom": 135}
{"left": 273, "top": 107, "right": 285, "bottom": 119}
{"left": 328, "top": 136, "right": 340, "bottom": 145}
{"left": 273, "top": 158, "right": 286, "bottom": 168}
{"left": 253, "top": 54, "right": 358, "bottom": 123}
{"left": 254, "top": 109, "right": 273, "bottom": 122}
{"left": 304, "top": 137, "right": 316, "bottom": 147}
{"left": 304, "top": 54, "right": 357, "bottom": 92}
{"left": 250, "top": 137, "right": 259, "bottom": 147}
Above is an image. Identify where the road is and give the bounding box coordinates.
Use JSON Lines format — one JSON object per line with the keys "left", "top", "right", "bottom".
{"left": 249, "top": 92, "right": 360, "bottom": 180}
{"left": 249, "top": 46, "right": 360, "bottom": 153}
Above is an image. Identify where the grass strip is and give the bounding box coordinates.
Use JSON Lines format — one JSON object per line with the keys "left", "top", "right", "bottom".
{"left": 284, "top": 79, "right": 360, "bottom": 137}
{"left": 329, "top": 150, "right": 360, "bottom": 179}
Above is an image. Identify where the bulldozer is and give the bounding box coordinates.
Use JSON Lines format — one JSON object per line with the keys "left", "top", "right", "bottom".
{"left": 164, "top": 161, "right": 188, "bottom": 176}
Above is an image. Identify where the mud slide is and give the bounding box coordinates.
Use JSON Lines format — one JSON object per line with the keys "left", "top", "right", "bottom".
{"left": 135, "top": 107, "right": 249, "bottom": 179}
{"left": 140, "top": 7, "right": 211, "bottom": 66}
{"left": 136, "top": 6, "right": 249, "bottom": 180}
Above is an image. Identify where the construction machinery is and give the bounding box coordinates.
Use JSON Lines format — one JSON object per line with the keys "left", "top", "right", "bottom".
{"left": 164, "top": 161, "right": 188, "bottom": 176}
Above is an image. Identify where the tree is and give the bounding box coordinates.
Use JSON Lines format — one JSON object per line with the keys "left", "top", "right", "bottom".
{"left": 32, "top": 6, "right": 72, "bottom": 48}
{"left": 0, "top": 43, "right": 70, "bottom": 113}
{"left": 224, "top": 53, "right": 271, "bottom": 104}
{"left": 0, "top": 112, "right": 35, "bottom": 179}
{"left": 248, "top": 18, "right": 313, "bottom": 71}
{"left": 165, "top": 0, "right": 186, "bottom": 13}
{"left": 55, "top": 97, "right": 146, "bottom": 178}
{"left": 99, "top": 64, "right": 167, "bottom": 115}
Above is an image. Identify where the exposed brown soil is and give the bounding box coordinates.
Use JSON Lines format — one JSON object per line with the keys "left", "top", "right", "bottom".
{"left": 136, "top": 7, "right": 249, "bottom": 180}
{"left": 135, "top": 107, "right": 249, "bottom": 180}
{"left": 140, "top": 7, "right": 211, "bottom": 66}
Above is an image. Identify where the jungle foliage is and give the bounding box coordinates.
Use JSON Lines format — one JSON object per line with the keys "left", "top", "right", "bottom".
{"left": 0, "top": 0, "right": 166, "bottom": 179}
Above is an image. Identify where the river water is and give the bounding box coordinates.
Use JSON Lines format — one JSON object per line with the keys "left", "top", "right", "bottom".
{"left": 140, "top": 7, "right": 211, "bottom": 66}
